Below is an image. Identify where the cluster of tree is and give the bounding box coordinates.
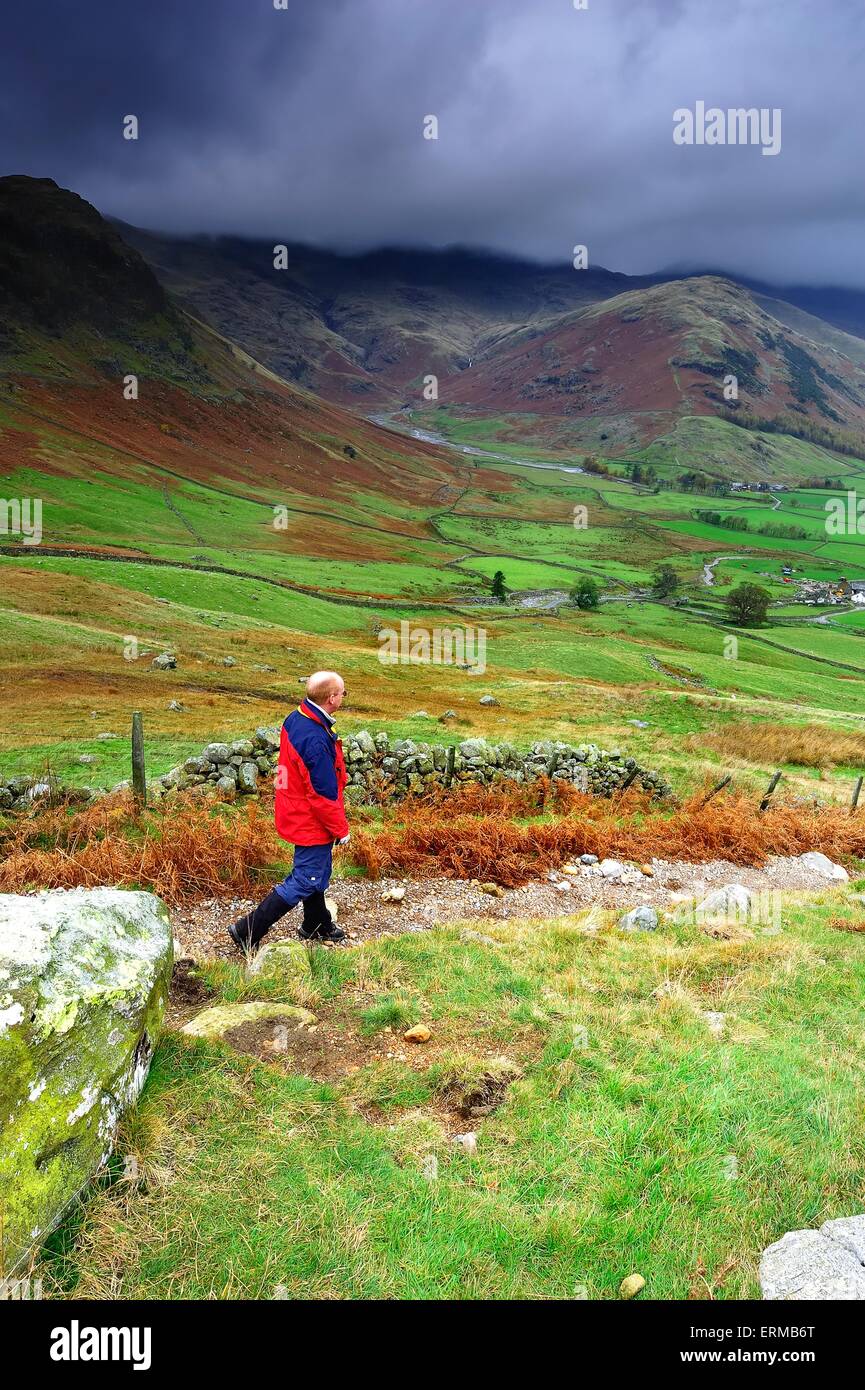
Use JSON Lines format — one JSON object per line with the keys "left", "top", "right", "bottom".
{"left": 582, "top": 455, "right": 610, "bottom": 476}
{"left": 570, "top": 576, "right": 600, "bottom": 610}
{"left": 801, "top": 475, "right": 845, "bottom": 490}
{"left": 758, "top": 521, "right": 809, "bottom": 540}
{"left": 658, "top": 471, "right": 729, "bottom": 497}
{"left": 651, "top": 564, "right": 679, "bottom": 598}
{"left": 725, "top": 582, "right": 770, "bottom": 627}
{"left": 694, "top": 510, "right": 807, "bottom": 541}
{"left": 626, "top": 461, "right": 658, "bottom": 486}
{"left": 722, "top": 406, "right": 865, "bottom": 462}
{"left": 695, "top": 509, "right": 750, "bottom": 532}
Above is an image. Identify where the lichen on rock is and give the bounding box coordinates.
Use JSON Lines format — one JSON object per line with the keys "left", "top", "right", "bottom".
{"left": 0, "top": 888, "right": 172, "bottom": 1277}
{"left": 181, "top": 1001, "right": 316, "bottom": 1039}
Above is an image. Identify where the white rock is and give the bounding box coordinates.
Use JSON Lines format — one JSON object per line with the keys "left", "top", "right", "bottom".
{"left": 696, "top": 883, "right": 752, "bottom": 924}
{"left": 798, "top": 851, "right": 848, "bottom": 882}
{"left": 702, "top": 1010, "right": 726, "bottom": 1036}
{"left": 821, "top": 1215, "right": 865, "bottom": 1265}
{"left": 619, "top": 905, "right": 658, "bottom": 932}
{"left": 598, "top": 859, "right": 624, "bottom": 880}
{"left": 246, "top": 940, "right": 313, "bottom": 982}
{"left": 760, "top": 1222, "right": 865, "bottom": 1300}
{"left": 454, "top": 1132, "right": 478, "bottom": 1153}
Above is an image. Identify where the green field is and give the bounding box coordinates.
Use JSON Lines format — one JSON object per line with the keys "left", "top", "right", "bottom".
{"left": 5, "top": 386, "right": 865, "bottom": 805}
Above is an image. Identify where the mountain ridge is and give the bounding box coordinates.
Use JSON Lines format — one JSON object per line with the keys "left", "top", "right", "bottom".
{"left": 112, "top": 214, "right": 865, "bottom": 460}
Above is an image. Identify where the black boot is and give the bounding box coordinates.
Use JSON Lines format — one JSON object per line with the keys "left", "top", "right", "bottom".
{"left": 299, "top": 893, "right": 323, "bottom": 938}
{"left": 298, "top": 890, "right": 345, "bottom": 943}
{"left": 228, "top": 888, "right": 292, "bottom": 953}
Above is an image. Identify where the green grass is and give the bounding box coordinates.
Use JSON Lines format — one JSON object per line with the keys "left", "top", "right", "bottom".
{"left": 5, "top": 399, "right": 865, "bottom": 790}
{"left": 41, "top": 892, "right": 865, "bottom": 1300}
{"left": 0, "top": 733, "right": 203, "bottom": 790}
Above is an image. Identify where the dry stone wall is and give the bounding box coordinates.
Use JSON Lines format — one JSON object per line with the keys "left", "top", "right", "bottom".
{"left": 0, "top": 732, "right": 672, "bottom": 810}
{"left": 150, "top": 729, "right": 673, "bottom": 803}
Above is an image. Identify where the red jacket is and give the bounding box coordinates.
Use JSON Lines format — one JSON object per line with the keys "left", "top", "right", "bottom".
{"left": 274, "top": 700, "right": 348, "bottom": 845}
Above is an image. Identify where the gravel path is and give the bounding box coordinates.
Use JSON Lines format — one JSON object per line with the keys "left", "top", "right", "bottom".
{"left": 171, "top": 853, "right": 841, "bottom": 960}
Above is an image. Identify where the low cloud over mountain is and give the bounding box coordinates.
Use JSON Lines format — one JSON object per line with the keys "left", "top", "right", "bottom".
{"left": 2, "top": 0, "right": 864, "bottom": 285}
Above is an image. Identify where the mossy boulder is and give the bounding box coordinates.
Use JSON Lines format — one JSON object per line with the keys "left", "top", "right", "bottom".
{"left": 0, "top": 888, "right": 172, "bottom": 1277}
{"left": 246, "top": 939, "right": 313, "bottom": 983}
{"left": 181, "top": 1002, "right": 315, "bottom": 1040}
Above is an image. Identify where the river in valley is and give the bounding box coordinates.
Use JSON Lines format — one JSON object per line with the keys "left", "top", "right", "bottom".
{"left": 367, "top": 412, "right": 585, "bottom": 476}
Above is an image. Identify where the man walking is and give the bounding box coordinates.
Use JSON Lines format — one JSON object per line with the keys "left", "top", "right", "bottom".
{"left": 228, "top": 671, "right": 349, "bottom": 951}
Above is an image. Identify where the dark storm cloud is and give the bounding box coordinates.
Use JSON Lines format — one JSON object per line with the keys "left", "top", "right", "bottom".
{"left": 2, "top": 0, "right": 864, "bottom": 284}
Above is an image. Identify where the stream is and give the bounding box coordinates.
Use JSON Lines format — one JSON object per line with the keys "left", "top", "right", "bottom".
{"left": 367, "top": 412, "right": 585, "bottom": 475}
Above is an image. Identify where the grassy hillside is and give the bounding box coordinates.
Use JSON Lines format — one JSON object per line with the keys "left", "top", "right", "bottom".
{"left": 41, "top": 889, "right": 865, "bottom": 1300}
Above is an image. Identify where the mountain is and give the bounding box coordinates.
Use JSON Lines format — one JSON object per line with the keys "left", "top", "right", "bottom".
{"left": 3, "top": 175, "right": 864, "bottom": 515}
{"left": 0, "top": 177, "right": 459, "bottom": 529}
{"left": 441, "top": 275, "right": 865, "bottom": 448}
{"left": 676, "top": 268, "right": 865, "bottom": 343}
{"left": 121, "top": 223, "right": 865, "bottom": 460}
{"left": 117, "top": 224, "right": 650, "bottom": 407}
{"left": 0, "top": 176, "right": 202, "bottom": 385}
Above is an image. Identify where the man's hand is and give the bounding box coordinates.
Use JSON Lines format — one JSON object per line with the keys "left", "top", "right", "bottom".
{"left": 335, "top": 833, "right": 351, "bottom": 846}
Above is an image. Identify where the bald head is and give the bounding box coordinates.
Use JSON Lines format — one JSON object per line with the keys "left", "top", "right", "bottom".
{"left": 306, "top": 670, "right": 346, "bottom": 715}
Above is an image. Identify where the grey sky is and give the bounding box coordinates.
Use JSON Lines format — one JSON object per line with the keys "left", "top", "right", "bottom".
{"left": 2, "top": 0, "right": 864, "bottom": 284}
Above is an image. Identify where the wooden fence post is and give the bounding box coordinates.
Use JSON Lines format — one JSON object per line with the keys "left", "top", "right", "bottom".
{"left": 758, "top": 770, "right": 782, "bottom": 813}
{"left": 131, "top": 711, "right": 146, "bottom": 804}
{"left": 851, "top": 776, "right": 863, "bottom": 814}
{"left": 615, "top": 765, "right": 641, "bottom": 803}
{"left": 699, "top": 774, "right": 732, "bottom": 808}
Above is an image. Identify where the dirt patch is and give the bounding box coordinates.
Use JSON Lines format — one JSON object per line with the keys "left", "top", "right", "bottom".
{"left": 214, "top": 1002, "right": 528, "bottom": 1129}
{"left": 167, "top": 957, "right": 217, "bottom": 1027}
{"left": 183, "top": 987, "right": 536, "bottom": 1143}
{"left": 221, "top": 1013, "right": 339, "bottom": 1074}
{"left": 440, "top": 1065, "right": 521, "bottom": 1119}
{"left": 218, "top": 1002, "right": 433, "bottom": 1080}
